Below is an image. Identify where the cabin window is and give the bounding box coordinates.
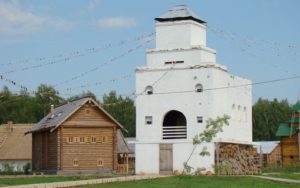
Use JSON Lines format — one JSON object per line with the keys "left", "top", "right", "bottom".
{"left": 145, "top": 86, "right": 153, "bottom": 95}
{"left": 97, "top": 136, "right": 103, "bottom": 143}
{"left": 80, "top": 137, "right": 85, "bottom": 143}
{"left": 86, "top": 109, "right": 90, "bottom": 114}
{"left": 91, "top": 136, "right": 97, "bottom": 143}
{"left": 73, "top": 159, "right": 79, "bottom": 167}
{"left": 145, "top": 116, "right": 152, "bottom": 125}
{"left": 102, "top": 136, "right": 108, "bottom": 143}
{"left": 195, "top": 84, "right": 203, "bottom": 92}
{"left": 197, "top": 116, "right": 203, "bottom": 123}
{"left": 165, "top": 61, "right": 184, "bottom": 65}
{"left": 97, "top": 159, "right": 104, "bottom": 167}
{"left": 67, "top": 137, "right": 73, "bottom": 143}
{"left": 74, "top": 137, "right": 79, "bottom": 143}
{"left": 85, "top": 136, "right": 91, "bottom": 143}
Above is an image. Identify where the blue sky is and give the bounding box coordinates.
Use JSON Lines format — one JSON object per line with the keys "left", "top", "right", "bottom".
{"left": 0, "top": 0, "right": 299, "bottom": 104}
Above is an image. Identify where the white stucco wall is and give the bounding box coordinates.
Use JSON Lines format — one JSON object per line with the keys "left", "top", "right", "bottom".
{"left": 146, "top": 47, "right": 216, "bottom": 68}
{"left": 155, "top": 21, "right": 206, "bottom": 49}
{"left": 135, "top": 143, "right": 159, "bottom": 174}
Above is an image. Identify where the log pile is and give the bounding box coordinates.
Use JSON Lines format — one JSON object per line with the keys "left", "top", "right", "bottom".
{"left": 216, "top": 143, "right": 261, "bottom": 175}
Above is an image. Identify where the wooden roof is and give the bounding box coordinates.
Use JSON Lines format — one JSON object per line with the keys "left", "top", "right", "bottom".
{"left": 0, "top": 124, "right": 32, "bottom": 160}
{"left": 26, "top": 97, "right": 126, "bottom": 134}
{"left": 117, "top": 130, "right": 130, "bottom": 154}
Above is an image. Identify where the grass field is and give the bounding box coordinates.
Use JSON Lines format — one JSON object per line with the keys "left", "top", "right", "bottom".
{"left": 1, "top": 175, "right": 299, "bottom": 187}
{"left": 0, "top": 175, "right": 109, "bottom": 186}
{"left": 76, "top": 176, "right": 300, "bottom": 188}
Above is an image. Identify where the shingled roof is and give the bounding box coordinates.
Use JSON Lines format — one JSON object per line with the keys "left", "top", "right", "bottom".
{"left": 155, "top": 5, "right": 206, "bottom": 24}
{"left": 26, "top": 97, "right": 126, "bottom": 134}
{"left": 0, "top": 124, "right": 32, "bottom": 160}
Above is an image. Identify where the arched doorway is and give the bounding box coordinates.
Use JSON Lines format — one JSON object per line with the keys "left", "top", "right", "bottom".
{"left": 162, "top": 110, "right": 187, "bottom": 139}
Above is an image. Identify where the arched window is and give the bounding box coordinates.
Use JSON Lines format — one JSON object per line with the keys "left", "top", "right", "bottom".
{"left": 195, "top": 84, "right": 203, "bottom": 93}
{"left": 162, "top": 110, "right": 187, "bottom": 139}
{"left": 145, "top": 86, "right": 153, "bottom": 95}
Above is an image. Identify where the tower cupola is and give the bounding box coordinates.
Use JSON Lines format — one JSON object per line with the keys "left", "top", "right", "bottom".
{"left": 154, "top": 5, "right": 207, "bottom": 49}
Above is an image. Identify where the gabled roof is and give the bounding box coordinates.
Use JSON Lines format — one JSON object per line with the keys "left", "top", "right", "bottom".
{"left": 155, "top": 5, "right": 206, "bottom": 24}
{"left": 26, "top": 97, "right": 126, "bottom": 134}
{"left": 276, "top": 123, "right": 298, "bottom": 137}
{"left": 0, "top": 124, "right": 32, "bottom": 160}
{"left": 116, "top": 130, "right": 130, "bottom": 154}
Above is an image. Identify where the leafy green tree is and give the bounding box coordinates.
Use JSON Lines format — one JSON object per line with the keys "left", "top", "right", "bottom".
{"left": 34, "top": 84, "right": 63, "bottom": 117}
{"left": 102, "top": 91, "right": 135, "bottom": 137}
{"left": 183, "top": 115, "right": 230, "bottom": 174}
{"left": 67, "top": 91, "right": 98, "bottom": 102}
{"left": 253, "top": 98, "right": 292, "bottom": 141}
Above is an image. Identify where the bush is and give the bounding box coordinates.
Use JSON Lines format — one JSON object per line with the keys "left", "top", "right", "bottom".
{"left": 23, "top": 163, "right": 31, "bottom": 174}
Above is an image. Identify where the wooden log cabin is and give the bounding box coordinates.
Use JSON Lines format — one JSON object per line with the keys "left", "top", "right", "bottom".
{"left": 26, "top": 96, "right": 130, "bottom": 174}
{"left": 276, "top": 101, "right": 300, "bottom": 165}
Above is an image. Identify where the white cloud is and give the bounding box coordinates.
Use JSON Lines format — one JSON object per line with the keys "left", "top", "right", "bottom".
{"left": 51, "top": 18, "right": 74, "bottom": 31}
{"left": 0, "top": 0, "right": 74, "bottom": 36}
{"left": 0, "top": 0, "right": 46, "bottom": 34}
{"left": 98, "top": 17, "right": 137, "bottom": 29}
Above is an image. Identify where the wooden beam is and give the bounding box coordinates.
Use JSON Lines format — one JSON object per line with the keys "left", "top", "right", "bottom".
{"left": 126, "top": 154, "right": 129, "bottom": 173}
{"left": 62, "top": 120, "right": 115, "bottom": 127}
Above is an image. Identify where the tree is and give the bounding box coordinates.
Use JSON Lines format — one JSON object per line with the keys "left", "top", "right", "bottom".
{"left": 183, "top": 115, "right": 230, "bottom": 174}
{"left": 67, "top": 91, "right": 98, "bottom": 103}
{"left": 252, "top": 98, "right": 292, "bottom": 141}
{"left": 102, "top": 91, "right": 135, "bottom": 137}
{"left": 34, "top": 84, "right": 63, "bottom": 117}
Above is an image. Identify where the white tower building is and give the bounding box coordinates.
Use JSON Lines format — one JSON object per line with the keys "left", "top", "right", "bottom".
{"left": 135, "top": 5, "right": 252, "bottom": 174}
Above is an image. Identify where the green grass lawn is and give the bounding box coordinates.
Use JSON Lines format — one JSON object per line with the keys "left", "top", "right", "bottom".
{"left": 263, "top": 173, "right": 300, "bottom": 180}
{"left": 1, "top": 175, "right": 299, "bottom": 188}
{"left": 0, "top": 175, "right": 108, "bottom": 187}
{"left": 76, "top": 176, "right": 300, "bottom": 188}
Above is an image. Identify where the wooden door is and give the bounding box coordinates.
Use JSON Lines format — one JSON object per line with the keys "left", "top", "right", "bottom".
{"left": 159, "top": 144, "right": 173, "bottom": 174}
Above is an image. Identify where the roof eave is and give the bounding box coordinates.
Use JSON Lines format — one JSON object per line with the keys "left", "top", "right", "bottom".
{"left": 155, "top": 17, "right": 206, "bottom": 24}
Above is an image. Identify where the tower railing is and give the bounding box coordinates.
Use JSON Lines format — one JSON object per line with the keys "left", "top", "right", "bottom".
{"left": 162, "top": 126, "right": 187, "bottom": 139}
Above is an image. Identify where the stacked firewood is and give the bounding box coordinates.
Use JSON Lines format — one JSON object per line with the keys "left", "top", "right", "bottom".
{"left": 217, "top": 143, "right": 261, "bottom": 175}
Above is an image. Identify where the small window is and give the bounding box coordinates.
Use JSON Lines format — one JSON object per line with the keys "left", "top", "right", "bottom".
{"left": 80, "top": 137, "right": 85, "bottom": 143}
{"left": 97, "top": 136, "right": 103, "bottom": 143}
{"left": 102, "top": 136, "right": 108, "bottom": 143}
{"left": 195, "top": 84, "right": 203, "bottom": 93}
{"left": 73, "top": 159, "right": 79, "bottom": 167}
{"left": 165, "top": 61, "right": 184, "bottom": 65}
{"left": 91, "top": 136, "right": 97, "bottom": 143}
{"left": 86, "top": 109, "right": 90, "bottom": 114}
{"left": 145, "top": 116, "right": 153, "bottom": 125}
{"left": 74, "top": 137, "right": 79, "bottom": 143}
{"left": 85, "top": 136, "right": 91, "bottom": 143}
{"left": 97, "top": 159, "right": 104, "bottom": 167}
{"left": 197, "top": 116, "right": 203, "bottom": 123}
{"left": 145, "top": 86, "right": 153, "bottom": 95}
{"left": 67, "top": 137, "right": 73, "bottom": 143}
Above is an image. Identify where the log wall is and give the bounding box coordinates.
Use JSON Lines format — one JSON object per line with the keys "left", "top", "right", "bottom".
{"left": 281, "top": 134, "right": 299, "bottom": 165}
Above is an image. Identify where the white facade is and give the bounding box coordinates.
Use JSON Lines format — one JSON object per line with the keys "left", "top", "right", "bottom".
{"left": 135, "top": 5, "right": 252, "bottom": 174}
